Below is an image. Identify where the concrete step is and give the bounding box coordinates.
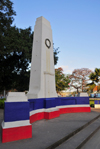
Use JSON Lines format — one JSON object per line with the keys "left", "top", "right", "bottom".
{"left": 55, "top": 117, "right": 100, "bottom": 149}
{"left": 46, "top": 114, "right": 100, "bottom": 149}
{"left": 81, "top": 129, "right": 100, "bottom": 149}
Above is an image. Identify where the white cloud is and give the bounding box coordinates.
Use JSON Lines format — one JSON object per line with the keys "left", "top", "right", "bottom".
{"left": 90, "top": 68, "right": 95, "bottom": 72}
{"left": 56, "top": 65, "right": 95, "bottom": 75}
{"left": 60, "top": 65, "right": 73, "bottom": 74}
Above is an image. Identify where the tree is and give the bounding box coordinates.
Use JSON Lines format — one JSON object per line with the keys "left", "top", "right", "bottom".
{"left": 53, "top": 45, "right": 59, "bottom": 65}
{"left": 0, "top": 0, "right": 16, "bottom": 92}
{"left": 97, "top": 85, "right": 100, "bottom": 92}
{"left": 11, "top": 71, "right": 30, "bottom": 92}
{"left": 0, "top": 26, "right": 59, "bottom": 92}
{"left": 0, "top": 0, "right": 16, "bottom": 54}
{"left": 55, "top": 67, "right": 70, "bottom": 93}
{"left": 0, "top": 0, "right": 60, "bottom": 92}
{"left": 0, "top": 0, "right": 33, "bottom": 92}
{"left": 89, "top": 68, "right": 100, "bottom": 84}
{"left": 87, "top": 84, "right": 96, "bottom": 93}
{"left": 69, "top": 68, "right": 92, "bottom": 93}
{"left": 87, "top": 68, "right": 100, "bottom": 93}
{"left": 0, "top": 26, "right": 33, "bottom": 92}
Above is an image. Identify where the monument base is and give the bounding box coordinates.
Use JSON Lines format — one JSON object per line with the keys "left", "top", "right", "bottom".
{"left": 44, "top": 111, "right": 60, "bottom": 119}
{"left": 30, "top": 112, "right": 45, "bottom": 123}
{"left": 2, "top": 95, "right": 91, "bottom": 143}
{"left": 2, "top": 124, "right": 32, "bottom": 143}
{"left": 2, "top": 100, "right": 32, "bottom": 143}
{"left": 59, "top": 107, "right": 91, "bottom": 114}
{"left": 29, "top": 108, "right": 60, "bottom": 123}
{"left": 29, "top": 97, "right": 91, "bottom": 124}
{"left": 6, "top": 92, "right": 28, "bottom": 102}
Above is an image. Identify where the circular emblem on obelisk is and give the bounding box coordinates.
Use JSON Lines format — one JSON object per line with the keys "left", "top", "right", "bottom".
{"left": 45, "top": 39, "right": 51, "bottom": 49}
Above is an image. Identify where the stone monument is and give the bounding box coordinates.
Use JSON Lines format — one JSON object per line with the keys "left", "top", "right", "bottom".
{"left": 1, "top": 16, "right": 91, "bottom": 143}
{"left": 28, "top": 16, "right": 57, "bottom": 99}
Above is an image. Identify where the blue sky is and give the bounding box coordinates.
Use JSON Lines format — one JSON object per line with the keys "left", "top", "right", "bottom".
{"left": 11, "top": 0, "right": 100, "bottom": 74}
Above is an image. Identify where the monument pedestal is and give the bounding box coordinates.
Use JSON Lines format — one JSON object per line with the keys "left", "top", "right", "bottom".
{"left": 44, "top": 108, "right": 60, "bottom": 119}
{"left": 2, "top": 124, "right": 32, "bottom": 143}
{"left": 2, "top": 92, "right": 32, "bottom": 143}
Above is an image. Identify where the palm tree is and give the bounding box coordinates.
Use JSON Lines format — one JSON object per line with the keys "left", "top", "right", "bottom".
{"left": 87, "top": 68, "right": 100, "bottom": 93}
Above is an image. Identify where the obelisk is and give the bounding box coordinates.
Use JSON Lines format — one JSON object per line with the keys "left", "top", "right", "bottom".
{"left": 28, "top": 16, "right": 57, "bottom": 99}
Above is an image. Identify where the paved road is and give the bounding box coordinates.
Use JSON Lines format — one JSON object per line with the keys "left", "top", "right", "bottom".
{"left": 0, "top": 108, "right": 100, "bottom": 149}
{"left": 91, "top": 108, "right": 100, "bottom": 113}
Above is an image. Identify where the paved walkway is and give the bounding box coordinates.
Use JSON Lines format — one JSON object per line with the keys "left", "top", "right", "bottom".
{"left": 0, "top": 108, "right": 100, "bottom": 149}
{"left": 81, "top": 108, "right": 100, "bottom": 149}
{"left": 82, "top": 129, "right": 100, "bottom": 149}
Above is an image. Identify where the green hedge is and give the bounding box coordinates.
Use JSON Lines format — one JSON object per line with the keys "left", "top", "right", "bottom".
{"left": 89, "top": 100, "right": 94, "bottom": 107}
{"left": 0, "top": 98, "right": 6, "bottom": 109}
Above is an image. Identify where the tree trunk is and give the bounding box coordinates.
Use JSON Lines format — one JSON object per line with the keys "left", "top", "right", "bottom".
{"left": 4, "top": 90, "right": 6, "bottom": 98}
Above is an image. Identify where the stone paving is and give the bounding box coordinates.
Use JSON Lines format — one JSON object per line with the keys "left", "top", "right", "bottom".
{"left": 0, "top": 108, "right": 100, "bottom": 149}
{"left": 81, "top": 128, "right": 100, "bottom": 149}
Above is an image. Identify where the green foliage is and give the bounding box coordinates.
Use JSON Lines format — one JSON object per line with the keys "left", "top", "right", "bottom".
{"left": 0, "top": 0, "right": 16, "bottom": 91}
{"left": 87, "top": 83, "right": 96, "bottom": 93}
{"left": 11, "top": 71, "right": 30, "bottom": 92}
{"left": 89, "top": 68, "right": 100, "bottom": 83}
{"left": 0, "top": 98, "right": 6, "bottom": 109}
{"left": 97, "top": 85, "right": 100, "bottom": 92}
{"left": 0, "top": 0, "right": 16, "bottom": 54}
{"left": 89, "top": 100, "right": 94, "bottom": 107}
{"left": 55, "top": 67, "right": 70, "bottom": 93}
{"left": 53, "top": 44, "right": 60, "bottom": 65}
{"left": 88, "top": 68, "right": 100, "bottom": 92}
{"left": 0, "top": 0, "right": 16, "bottom": 25}
{"left": 0, "top": 0, "right": 60, "bottom": 92}
{"left": 0, "top": 26, "right": 33, "bottom": 91}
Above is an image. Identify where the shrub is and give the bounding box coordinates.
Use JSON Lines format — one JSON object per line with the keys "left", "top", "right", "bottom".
{"left": 0, "top": 98, "right": 6, "bottom": 109}
{"left": 89, "top": 100, "right": 94, "bottom": 107}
